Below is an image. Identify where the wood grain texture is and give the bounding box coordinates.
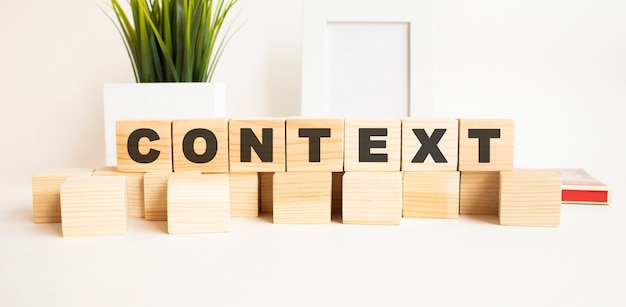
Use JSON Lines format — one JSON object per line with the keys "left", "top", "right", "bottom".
{"left": 172, "top": 118, "right": 229, "bottom": 173}
{"left": 342, "top": 172, "right": 402, "bottom": 225}
{"left": 227, "top": 173, "right": 259, "bottom": 217}
{"left": 93, "top": 166, "right": 145, "bottom": 218}
{"left": 499, "top": 171, "right": 561, "bottom": 227}
{"left": 167, "top": 174, "right": 230, "bottom": 234}
{"left": 116, "top": 120, "right": 173, "bottom": 172}
{"left": 401, "top": 118, "right": 458, "bottom": 171}
{"left": 286, "top": 118, "right": 343, "bottom": 172}
{"left": 259, "top": 172, "right": 274, "bottom": 213}
{"left": 32, "top": 168, "right": 94, "bottom": 223}
{"left": 143, "top": 172, "right": 174, "bottom": 221}
{"left": 458, "top": 119, "right": 514, "bottom": 171}
{"left": 460, "top": 171, "right": 500, "bottom": 215}
{"left": 60, "top": 176, "right": 127, "bottom": 237}
{"left": 229, "top": 118, "right": 286, "bottom": 172}
{"left": 403, "top": 171, "right": 460, "bottom": 219}
{"left": 273, "top": 172, "right": 332, "bottom": 224}
{"left": 344, "top": 119, "right": 401, "bottom": 171}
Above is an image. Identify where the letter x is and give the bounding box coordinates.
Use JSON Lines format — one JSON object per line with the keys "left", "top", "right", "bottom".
{"left": 412, "top": 129, "right": 447, "bottom": 163}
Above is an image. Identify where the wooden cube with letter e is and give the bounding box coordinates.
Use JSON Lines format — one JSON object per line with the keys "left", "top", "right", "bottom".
{"left": 116, "top": 120, "right": 173, "bottom": 172}
{"left": 344, "top": 119, "right": 401, "bottom": 172}
{"left": 172, "top": 118, "right": 229, "bottom": 173}
{"left": 402, "top": 118, "right": 458, "bottom": 171}
{"left": 286, "top": 118, "right": 343, "bottom": 172}
{"left": 229, "top": 118, "right": 286, "bottom": 172}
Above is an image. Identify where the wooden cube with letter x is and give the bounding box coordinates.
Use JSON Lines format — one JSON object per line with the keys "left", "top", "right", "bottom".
{"left": 402, "top": 118, "right": 458, "bottom": 171}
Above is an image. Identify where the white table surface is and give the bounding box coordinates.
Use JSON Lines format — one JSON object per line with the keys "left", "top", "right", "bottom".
{"left": 1, "top": 182, "right": 624, "bottom": 307}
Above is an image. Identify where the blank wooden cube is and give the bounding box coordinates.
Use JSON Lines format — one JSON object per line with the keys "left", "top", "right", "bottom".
{"left": 229, "top": 118, "right": 286, "bottom": 172}
{"left": 226, "top": 173, "right": 259, "bottom": 218}
{"left": 259, "top": 172, "right": 273, "bottom": 214}
{"left": 286, "top": 118, "right": 343, "bottom": 172}
{"left": 403, "top": 171, "right": 460, "bottom": 219}
{"left": 273, "top": 172, "right": 331, "bottom": 224}
{"left": 167, "top": 174, "right": 230, "bottom": 234}
{"left": 32, "top": 168, "right": 93, "bottom": 223}
{"left": 93, "top": 166, "right": 145, "bottom": 218}
{"left": 458, "top": 119, "right": 514, "bottom": 171}
{"left": 342, "top": 172, "right": 402, "bottom": 225}
{"left": 500, "top": 171, "right": 561, "bottom": 227}
{"left": 402, "top": 118, "right": 458, "bottom": 171}
{"left": 460, "top": 171, "right": 500, "bottom": 215}
{"left": 117, "top": 120, "right": 172, "bottom": 172}
{"left": 344, "top": 119, "right": 401, "bottom": 171}
{"left": 144, "top": 172, "right": 173, "bottom": 221}
{"left": 172, "top": 119, "right": 229, "bottom": 173}
{"left": 60, "top": 176, "right": 127, "bottom": 237}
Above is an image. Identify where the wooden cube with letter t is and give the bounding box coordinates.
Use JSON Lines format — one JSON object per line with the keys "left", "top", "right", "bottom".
{"left": 286, "top": 118, "right": 343, "bottom": 172}
{"left": 344, "top": 119, "right": 401, "bottom": 171}
{"left": 116, "top": 120, "right": 173, "bottom": 172}
{"left": 458, "top": 119, "right": 514, "bottom": 171}
{"left": 229, "top": 118, "right": 286, "bottom": 172}
{"left": 172, "top": 118, "right": 229, "bottom": 173}
{"left": 401, "top": 118, "right": 458, "bottom": 171}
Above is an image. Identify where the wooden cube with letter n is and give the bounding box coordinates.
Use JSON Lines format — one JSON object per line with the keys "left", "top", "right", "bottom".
{"left": 402, "top": 118, "right": 458, "bottom": 171}
{"left": 344, "top": 119, "right": 401, "bottom": 171}
{"left": 32, "top": 168, "right": 93, "bottom": 223}
{"left": 403, "top": 171, "right": 460, "bottom": 219}
{"left": 273, "top": 172, "right": 331, "bottom": 224}
{"left": 167, "top": 174, "right": 230, "bottom": 234}
{"left": 229, "top": 118, "right": 286, "bottom": 172}
{"left": 286, "top": 118, "right": 343, "bottom": 172}
{"left": 342, "top": 172, "right": 402, "bottom": 225}
{"left": 499, "top": 171, "right": 561, "bottom": 227}
{"left": 458, "top": 119, "right": 514, "bottom": 171}
{"left": 60, "top": 176, "right": 127, "bottom": 237}
{"left": 172, "top": 118, "right": 229, "bottom": 173}
{"left": 117, "top": 120, "right": 173, "bottom": 172}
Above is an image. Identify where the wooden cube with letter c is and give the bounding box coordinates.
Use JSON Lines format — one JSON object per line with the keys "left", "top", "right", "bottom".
{"left": 116, "top": 120, "right": 173, "bottom": 172}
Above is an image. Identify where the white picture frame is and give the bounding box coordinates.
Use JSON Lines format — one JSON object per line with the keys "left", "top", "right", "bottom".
{"left": 301, "top": 0, "right": 434, "bottom": 117}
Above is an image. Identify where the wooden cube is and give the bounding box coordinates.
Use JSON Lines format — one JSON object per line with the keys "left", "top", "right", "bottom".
{"left": 93, "top": 166, "right": 145, "bottom": 218}
{"left": 342, "top": 172, "right": 402, "bottom": 225}
{"left": 458, "top": 119, "right": 514, "bottom": 171}
{"left": 172, "top": 119, "right": 229, "bottom": 173}
{"left": 403, "top": 171, "right": 460, "bottom": 219}
{"left": 286, "top": 118, "right": 343, "bottom": 172}
{"left": 499, "top": 171, "right": 561, "bottom": 227}
{"left": 226, "top": 173, "right": 259, "bottom": 218}
{"left": 167, "top": 174, "right": 230, "bottom": 234}
{"left": 229, "top": 118, "right": 286, "bottom": 172}
{"left": 460, "top": 171, "right": 500, "bottom": 215}
{"left": 344, "top": 119, "right": 401, "bottom": 171}
{"left": 402, "top": 118, "right": 458, "bottom": 171}
{"left": 31, "top": 168, "right": 93, "bottom": 223}
{"left": 259, "top": 172, "right": 273, "bottom": 214}
{"left": 144, "top": 172, "right": 173, "bottom": 221}
{"left": 273, "top": 172, "right": 331, "bottom": 224}
{"left": 117, "top": 120, "right": 173, "bottom": 172}
{"left": 60, "top": 176, "right": 127, "bottom": 237}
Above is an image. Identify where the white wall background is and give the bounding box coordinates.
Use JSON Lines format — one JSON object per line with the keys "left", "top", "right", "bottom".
{"left": 1, "top": 0, "right": 624, "bottom": 188}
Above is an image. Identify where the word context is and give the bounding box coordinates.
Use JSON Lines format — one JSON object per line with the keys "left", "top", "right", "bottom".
{"left": 32, "top": 118, "right": 563, "bottom": 238}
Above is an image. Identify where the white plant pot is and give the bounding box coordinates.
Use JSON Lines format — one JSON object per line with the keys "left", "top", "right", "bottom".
{"left": 103, "top": 82, "right": 227, "bottom": 166}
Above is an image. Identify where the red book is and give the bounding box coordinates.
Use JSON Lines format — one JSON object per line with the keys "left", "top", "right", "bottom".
{"left": 549, "top": 169, "right": 611, "bottom": 205}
